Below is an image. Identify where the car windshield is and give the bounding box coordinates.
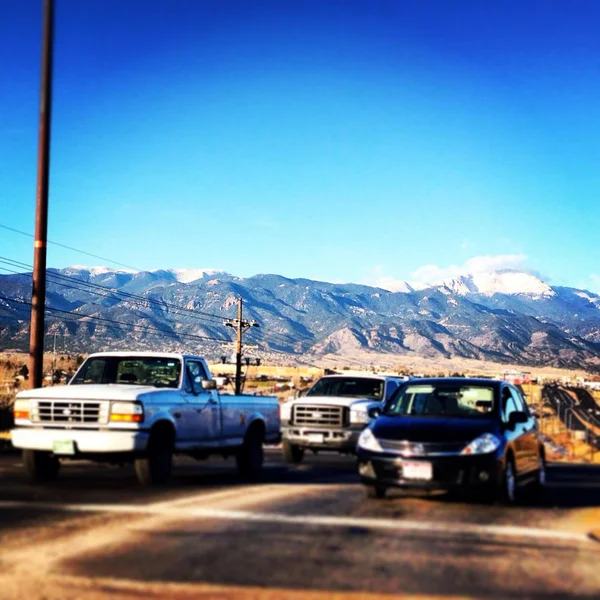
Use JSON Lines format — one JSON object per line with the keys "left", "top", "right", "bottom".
{"left": 385, "top": 383, "right": 496, "bottom": 418}
{"left": 71, "top": 356, "right": 182, "bottom": 389}
{"left": 306, "top": 377, "right": 384, "bottom": 400}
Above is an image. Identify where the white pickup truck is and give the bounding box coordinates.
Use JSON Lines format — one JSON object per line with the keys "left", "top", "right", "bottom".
{"left": 12, "top": 352, "right": 280, "bottom": 486}
{"left": 280, "top": 374, "right": 406, "bottom": 463}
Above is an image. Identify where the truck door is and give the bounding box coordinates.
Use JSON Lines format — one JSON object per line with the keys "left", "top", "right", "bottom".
{"left": 183, "top": 360, "right": 221, "bottom": 442}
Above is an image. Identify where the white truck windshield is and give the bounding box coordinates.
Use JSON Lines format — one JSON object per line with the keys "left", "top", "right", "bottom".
{"left": 306, "top": 377, "right": 384, "bottom": 400}
{"left": 71, "top": 356, "right": 182, "bottom": 389}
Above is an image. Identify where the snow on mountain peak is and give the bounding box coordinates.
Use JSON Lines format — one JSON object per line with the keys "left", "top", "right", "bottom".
{"left": 441, "top": 270, "right": 554, "bottom": 298}
{"left": 163, "top": 268, "right": 227, "bottom": 284}
{"left": 68, "top": 265, "right": 137, "bottom": 276}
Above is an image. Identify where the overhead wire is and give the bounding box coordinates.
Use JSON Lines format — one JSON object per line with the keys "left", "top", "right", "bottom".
{"left": 0, "top": 225, "right": 306, "bottom": 351}
{"left": 0, "top": 295, "right": 231, "bottom": 345}
{"left": 0, "top": 259, "right": 302, "bottom": 350}
{"left": 0, "top": 255, "right": 226, "bottom": 325}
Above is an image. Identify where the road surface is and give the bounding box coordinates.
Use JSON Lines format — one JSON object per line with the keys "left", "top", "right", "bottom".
{"left": 0, "top": 449, "right": 599, "bottom": 599}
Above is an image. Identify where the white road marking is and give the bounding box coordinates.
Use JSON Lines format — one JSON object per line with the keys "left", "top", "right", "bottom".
{"left": 0, "top": 499, "right": 594, "bottom": 546}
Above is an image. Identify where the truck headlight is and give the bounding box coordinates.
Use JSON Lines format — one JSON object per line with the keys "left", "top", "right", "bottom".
{"left": 358, "top": 428, "right": 383, "bottom": 453}
{"left": 461, "top": 433, "right": 501, "bottom": 455}
{"left": 350, "top": 406, "right": 370, "bottom": 424}
{"left": 280, "top": 401, "right": 292, "bottom": 422}
{"left": 13, "top": 399, "right": 31, "bottom": 421}
{"left": 110, "top": 401, "right": 144, "bottom": 423}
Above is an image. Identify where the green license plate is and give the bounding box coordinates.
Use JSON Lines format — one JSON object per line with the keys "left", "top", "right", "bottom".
{"left": 52, "top": 440, "right": 75, "bottom": 455}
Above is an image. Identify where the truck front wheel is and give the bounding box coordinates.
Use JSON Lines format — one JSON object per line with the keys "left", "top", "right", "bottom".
{"left": 282, "top": 440, "right": 304, "bottom": 465}
{"left": 23, "top": 449, "right": 60, "bottom": 483}
{"left": 134, "top": 430, "right": 173, "bottom": 486}
{"left": 236, "top": 426, "right": 264, "bottom": 481}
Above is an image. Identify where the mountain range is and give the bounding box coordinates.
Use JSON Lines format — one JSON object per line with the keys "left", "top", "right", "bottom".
{"left": 1, "top": 266, "right": 600, "bottom": 372}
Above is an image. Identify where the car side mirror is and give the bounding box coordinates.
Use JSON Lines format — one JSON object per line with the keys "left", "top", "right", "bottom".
{"left": 508, "top": 411, "right": 528, "bottom": 428}
{"left": 368, "top": 406, "right": 381, "bottom": 419}
{"left": 202, "top": 379, "right": 217, "bottom": 391}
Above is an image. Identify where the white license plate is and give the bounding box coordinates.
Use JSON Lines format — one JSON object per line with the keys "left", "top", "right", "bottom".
{"left": 52, "top": 440, "right": 75, "bottom": 455}
{"left": 307, "top": 433, "right": 324, "bottom": 444}
{"left": 402, "top": 460, "right": 432, "bottom": 480}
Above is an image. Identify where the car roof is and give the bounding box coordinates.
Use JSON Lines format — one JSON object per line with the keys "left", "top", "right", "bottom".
{"left": 402, "top": 377, "right": 503, "bottom": 389}
{"left": 321, "top": 374, "right": 405, "bottom": 381}
{"left": 86, "top": 351, "right": 204, "bottom": 361}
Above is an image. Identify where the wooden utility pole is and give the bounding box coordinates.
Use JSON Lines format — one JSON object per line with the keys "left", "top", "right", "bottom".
{"left": 29, "top": 0, "right": 54, "bottom": 389}
{"left": 224, "top": 298, "right": 259, "bottom": 395}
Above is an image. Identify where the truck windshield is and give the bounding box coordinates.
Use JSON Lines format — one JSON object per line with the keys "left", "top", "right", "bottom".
{"left": 71, "top": 356, "right": 182, "bottom": 389}
{"left": 385, "top": 384, "right": 496, "bottom": 418}
{"left": 306, "top": 377, "right": 384, "bottom": 400}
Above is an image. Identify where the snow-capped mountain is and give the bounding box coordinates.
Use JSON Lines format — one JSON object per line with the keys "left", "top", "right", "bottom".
{"left": 65, "top": 265, "right": 137, "bottom": 276}
{"left": 159, "top": 268, "right": 229, "bottom": 284}
{"left": 438, "top": 270, "right": 555, "bottom": 298}
{"left": 1, "top": 266, "right": 600, "bottom": 371}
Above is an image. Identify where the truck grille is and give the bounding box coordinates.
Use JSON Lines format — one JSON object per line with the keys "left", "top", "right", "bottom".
{"left": 292, "top": 404, "right": 347, "bottom": 427}
{"left": 31, "top": 400, "right": 109, "bottom": 425}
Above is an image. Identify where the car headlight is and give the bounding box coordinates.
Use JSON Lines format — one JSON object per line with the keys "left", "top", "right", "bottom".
{"left": 461, "top": 433, "right": 501, "bottom": 455}
{"left": 350, "top": 405, "right": 370, "bottom": 424}
{"left": 358, "top": 428, "right": 383, "bottom": 453}
{"left": 110, "top": 401, "right": 144, "bottom": 423}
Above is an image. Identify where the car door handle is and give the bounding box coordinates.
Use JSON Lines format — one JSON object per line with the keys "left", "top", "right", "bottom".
{"left": 208, "top": 397, "right": 218, "bottom": 405}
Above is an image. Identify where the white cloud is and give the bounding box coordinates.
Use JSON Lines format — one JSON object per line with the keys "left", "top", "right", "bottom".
{"left": 590, "top": 274, "right": 600, "bottom": 293}
{"left": 411, "top": 254, "right": 529, "bottom": 286}
{"left": 364, "top": 266, "right": 414, "bottom": 293}
{"left": 364, "top": 254, "right": 531, "bottom": 292}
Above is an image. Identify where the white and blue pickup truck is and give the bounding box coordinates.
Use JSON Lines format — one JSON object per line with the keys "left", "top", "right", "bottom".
{"left": 11, "top": 352, "right": 280, "bottom": 486}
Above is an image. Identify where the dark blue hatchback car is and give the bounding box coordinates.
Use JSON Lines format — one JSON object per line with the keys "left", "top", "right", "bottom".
{"left": 356, "top": 378, "right": 545, "bottom": 502}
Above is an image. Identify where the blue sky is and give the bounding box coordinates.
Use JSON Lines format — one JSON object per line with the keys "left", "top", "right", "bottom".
{"left": 1, "top": 0, "right": 600, "bottom": 292}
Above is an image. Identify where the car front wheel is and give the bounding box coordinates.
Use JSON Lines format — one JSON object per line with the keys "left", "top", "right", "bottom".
{"left": 499, "top": 457, "right": 518, "bottom": 505}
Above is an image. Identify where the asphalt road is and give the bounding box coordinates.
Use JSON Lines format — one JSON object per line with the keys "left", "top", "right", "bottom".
{"left": 0, "top": 449, "right": 599, "bottom": 599}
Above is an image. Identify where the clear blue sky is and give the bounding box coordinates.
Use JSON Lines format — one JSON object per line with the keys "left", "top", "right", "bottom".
{"left": 1, "top": 0, "right": 600, "bottom": 292}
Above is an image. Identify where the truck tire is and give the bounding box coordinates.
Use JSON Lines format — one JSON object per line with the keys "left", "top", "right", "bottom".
{"left": 365, "top": 484, "right": 387, "bottom": 499}
{"left": 282, "top": 440, "right": 304, "bottom": 464}
{"left": 236, "top": 426, "right": 264, "bottom": 481}
{"left": 134, "top": 430, "right": 173, "bottom": 487}
{"left": 23, "top": 449, "right": 60, "bottom": 483}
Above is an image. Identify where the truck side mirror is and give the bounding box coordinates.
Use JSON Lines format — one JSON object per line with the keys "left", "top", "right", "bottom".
{"left": 202, "top": 379, "right": 217, "bottom": 391}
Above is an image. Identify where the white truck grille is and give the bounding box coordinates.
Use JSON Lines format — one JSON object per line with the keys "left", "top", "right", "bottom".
{"left": 292, "top": 404, "right": 347, "bottom": 427}
{"left": 31, "top": 400, "right": 109, "bottom": 425}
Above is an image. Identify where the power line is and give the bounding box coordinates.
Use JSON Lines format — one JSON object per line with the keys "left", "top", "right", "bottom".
{"left": 0, "top": 295, "right": 231, "bottom": 345}
{"left": 0, "top": 255, "right": 226, "bottom": 325}
{"left": 0, "top": 307, "right": 219, "bottom": 353}
{"left": 0, "top": 258, "right": 303, "bottom": 349}
{"left": 0, "top": 230, "right": 304, "bottom": 343}
{"left": 0, "top": 236, "right": 306, "bottom": 351}
{"left": 0, "top": 223, "right": 149, "bottom": 275}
